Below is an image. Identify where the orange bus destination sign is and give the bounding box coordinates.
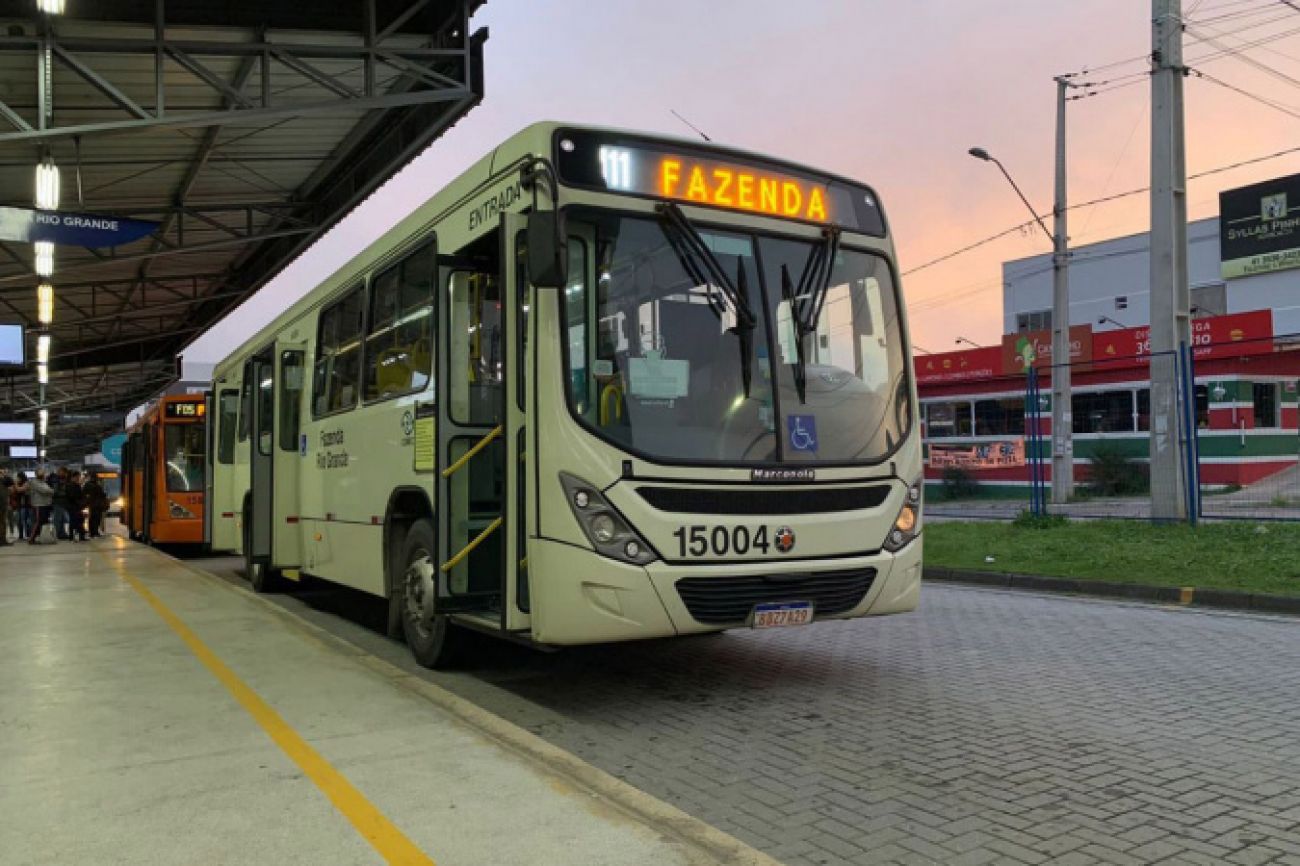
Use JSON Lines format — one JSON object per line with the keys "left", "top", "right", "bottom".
{"left": 554, "top": 129, "right": 885, "bottom": 236}
{"left": 164, "top": 401, "right": 205, "bottom": 420}
{"left": 657, "top": 158, "right": 829, "bottom": 222}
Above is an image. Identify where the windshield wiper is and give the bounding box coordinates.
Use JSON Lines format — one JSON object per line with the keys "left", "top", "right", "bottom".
{"left": 656, "top": 202, "right": 757, "bottom": 397}
{"left": 782, "top": 227, "right": 841, "bottom": 404}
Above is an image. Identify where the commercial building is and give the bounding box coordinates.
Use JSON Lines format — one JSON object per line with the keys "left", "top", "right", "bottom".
{"left": 917, "top": 173, "right": 1300, "bottom": 495}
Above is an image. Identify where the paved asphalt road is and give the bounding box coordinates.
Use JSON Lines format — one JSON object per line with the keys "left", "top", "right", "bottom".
{"left": 193, "top": 555, "right": 1300, "bottom": 866}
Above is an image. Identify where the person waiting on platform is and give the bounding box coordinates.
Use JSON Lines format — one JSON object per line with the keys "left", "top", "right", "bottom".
{"left": 83, "top": 473, "right": 108, "bottom": 540}
{"left": 66, "top": 471, "right": 87, "bottom": 542}
{"left": 50, "top": 467, "right": 70, "bottom": 540}
{"left": 0, "top": 469, "right": 11, "bottom": 547}
{"left": 13, "top": 472, "right": 32, "bottom": 541}
{"left": 27, "top": 470, "right": 54, "bottom": 544}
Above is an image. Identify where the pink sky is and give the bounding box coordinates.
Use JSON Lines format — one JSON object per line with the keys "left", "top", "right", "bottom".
{"left": 187, "top": 0, "right": 1300, "bottom": 363}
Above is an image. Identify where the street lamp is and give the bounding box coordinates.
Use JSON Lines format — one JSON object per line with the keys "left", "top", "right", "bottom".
{"left": 969, "top": 143, "right": 1073, "bottom": 505}
{"left": 955, "top": 336, "right": 983, "bottom": 349}
{"left": 967, "top": 148, "right": 1054, "bottom": 245}
{"left": 1097, "top": 315, "right": 1128, "bottom": 329}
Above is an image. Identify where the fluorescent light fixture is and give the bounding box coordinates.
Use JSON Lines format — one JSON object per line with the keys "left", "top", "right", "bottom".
{"left": 38, "top": 408, "right": 48, "bottom": 436}
{"left": 34, "top": 242, "right": 53, "bottom": 277}
{"left": 36, "top": 0, "right": 65, "bottom": 12}
{"left": 0, "top": 422, "right": 35, "bottom": 441}
{"left": 35, "top": 156, "right": 60, "bottom": 210}
{"left": 37, "top": 363, "right": 48, "bottom": 384}
{"left": 37, "top": 283, "right": 53, "bottom": 324}
{"left": 9, "top": 445, "right": 38, "bottom": 459}
{"left": 36, "top": 332, "right": 50, "bottom": 364}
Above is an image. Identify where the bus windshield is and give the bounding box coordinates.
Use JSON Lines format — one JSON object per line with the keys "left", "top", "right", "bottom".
{"left": 563, "top": 210, "right": 911, "bottom": 465}
{"left": 164, "top": 422, "right": 206, "bottom": 492}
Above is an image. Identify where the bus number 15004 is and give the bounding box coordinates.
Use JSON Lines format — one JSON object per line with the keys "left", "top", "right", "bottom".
{"left": 672, "top": 524, "right": 780, "bottom": 558}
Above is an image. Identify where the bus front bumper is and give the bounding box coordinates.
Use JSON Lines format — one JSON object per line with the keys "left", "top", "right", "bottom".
{"left": 528, "top": 536, "right": 922, "bottom": 646}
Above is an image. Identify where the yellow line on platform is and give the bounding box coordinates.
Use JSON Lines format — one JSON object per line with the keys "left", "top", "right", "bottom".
{"left": 108, "top": 553, "right": 436, "bottom": 866}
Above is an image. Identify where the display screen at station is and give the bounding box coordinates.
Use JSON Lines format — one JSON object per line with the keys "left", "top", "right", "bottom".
{"left": 0, "top": 422, "right": 34, "bottom": 441}
{"left": 9, "top": 445, "right": 37, "bottom": 458}
{"left": 0, "top": 323, "right": 24, "bottom": 366}
{"left": 165, "top": 401, "right": 205, "bottom": 420}
{"left": 554, "top": 129, "right": 885, "bottom": 236}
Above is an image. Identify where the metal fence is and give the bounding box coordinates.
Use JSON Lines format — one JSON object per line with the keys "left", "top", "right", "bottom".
{"left": 923, "top": 332, "right": 1300, "bottom": 522}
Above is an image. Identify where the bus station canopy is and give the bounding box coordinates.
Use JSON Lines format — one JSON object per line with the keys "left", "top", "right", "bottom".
{"left": 0, "top": 0, "right": 485, "bottom": 458}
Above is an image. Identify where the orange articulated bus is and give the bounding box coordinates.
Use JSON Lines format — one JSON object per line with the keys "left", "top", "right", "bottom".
{"left": 121, "top": 395, "right": 207, "bottom": 545}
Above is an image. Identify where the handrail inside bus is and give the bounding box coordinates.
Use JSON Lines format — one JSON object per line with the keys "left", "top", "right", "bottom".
{"left": 441, "top": 516, "right": 503, "bottom": 573}
{"left": 441, "top": 425, "right": 502, "bottom": 479}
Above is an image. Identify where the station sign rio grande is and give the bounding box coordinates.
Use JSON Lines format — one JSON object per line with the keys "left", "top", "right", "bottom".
{"left": 1220, "top": 173, "right": 1300, "bottom": 278}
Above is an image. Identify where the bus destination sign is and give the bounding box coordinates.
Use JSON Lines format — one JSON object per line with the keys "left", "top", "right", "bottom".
{"left": 165, "top": 402, "right": 205, "bottom": 420}
{"left": 555, "top": 129, "right": 885, "bottom": 236}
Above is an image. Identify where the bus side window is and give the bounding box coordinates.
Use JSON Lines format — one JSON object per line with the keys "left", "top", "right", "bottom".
{"left": 218, "top": 389, "right": 238, "bottom": 464}
{"left": 365, "top": 239, "right": 435, "bottom": 402}
{"left": 313, "top": 285, "right": 365, "bottom": 417}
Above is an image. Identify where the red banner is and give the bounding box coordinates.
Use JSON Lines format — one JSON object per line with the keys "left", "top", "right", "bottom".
{"left": 914, "top": 346, "right": 1001, "bottom": 385}
{"left": 1092, "top": 310, "right": 1273, "bottom": 365}
{"left": 929, "top": 440, "right": 1025, "bottom": 470}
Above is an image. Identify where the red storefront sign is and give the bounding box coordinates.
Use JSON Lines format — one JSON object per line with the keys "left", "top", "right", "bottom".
{"left": 914, "top": 346, "right": 1001, "bottom": 385}
{"left": 1000, "top": 325, "right": 1093, "bottom": 374}
{"left": 929, "top": 440, "right": 1026, "bottom": 469}
{"left": 1092, "top": 310, "right": 1274, "bottom": 364}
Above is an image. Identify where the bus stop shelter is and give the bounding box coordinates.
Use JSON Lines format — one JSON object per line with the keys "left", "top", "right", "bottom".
{"left": 0, "top": 0, "right": 485, "bottom": 459}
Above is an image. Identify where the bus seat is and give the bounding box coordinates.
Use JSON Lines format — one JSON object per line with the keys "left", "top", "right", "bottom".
{"left": 376, "top": 345, "right": 414, "bottom": 395}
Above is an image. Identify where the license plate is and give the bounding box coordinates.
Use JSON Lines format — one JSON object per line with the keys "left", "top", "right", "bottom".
{"left": 752, "top": 601, "right": 813, "bottom": 629}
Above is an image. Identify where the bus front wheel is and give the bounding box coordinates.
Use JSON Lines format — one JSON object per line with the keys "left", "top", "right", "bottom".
{"left": 398, "top": 519, "right": 461, "bottom": 669}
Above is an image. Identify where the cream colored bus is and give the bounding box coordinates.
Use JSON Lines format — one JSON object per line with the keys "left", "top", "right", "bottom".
{"left": 206, "top": 122, "right": 923, "bottom": 668}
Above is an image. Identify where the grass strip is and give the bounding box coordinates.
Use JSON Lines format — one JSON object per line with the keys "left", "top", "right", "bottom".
{"left": 925, "top": 519, "right": 1300, "bottom": 596}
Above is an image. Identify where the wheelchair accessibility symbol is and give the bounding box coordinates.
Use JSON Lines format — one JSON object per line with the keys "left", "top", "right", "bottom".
{"left": 787, "top": 414, "right": 818, "bottom": 453}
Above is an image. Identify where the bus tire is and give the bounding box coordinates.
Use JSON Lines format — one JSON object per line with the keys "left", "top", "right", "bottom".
{"left": 398, "top": 519, "right": 461, "bottom": 669}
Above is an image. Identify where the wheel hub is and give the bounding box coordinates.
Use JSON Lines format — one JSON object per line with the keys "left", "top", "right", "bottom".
{"left": 404, "top": 552, "right": 437, "bottom": 629}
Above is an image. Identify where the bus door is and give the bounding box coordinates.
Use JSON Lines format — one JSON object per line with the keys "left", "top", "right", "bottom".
{"left": 502, "top": 213, "right": 530, "bottom": 630}
{"left": 246, "top": 347, "right": 275, "bottom": 569}
{"left": 273, "top": 344, "right": 307, "bottom": 569}
{"left": 441, "top": 236, "right": 512, "bottom": 613}
{"left": 142, "top": 421, "right": 156, "bottom": 538}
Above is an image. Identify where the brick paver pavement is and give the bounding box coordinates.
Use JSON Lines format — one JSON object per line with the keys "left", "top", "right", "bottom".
{"left": 205, "top": 559, "right": 1300, "bottom": 866}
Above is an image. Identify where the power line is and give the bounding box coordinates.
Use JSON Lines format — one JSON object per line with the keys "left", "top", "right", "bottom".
{"left": 1186, "top": 23, "right": 1300, "bottom": 93}
{"left": 1190, "top": 66, "right": 1300, "bottom": 120}
{"left": 902, "top": 141, "right": 1300, "bottom": 279}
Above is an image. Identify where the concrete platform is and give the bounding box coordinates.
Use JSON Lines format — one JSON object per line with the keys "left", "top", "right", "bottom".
{"left": 0, "top": 536, "right": 775, "bottom": 866}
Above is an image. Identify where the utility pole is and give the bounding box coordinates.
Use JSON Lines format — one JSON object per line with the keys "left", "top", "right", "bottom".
{"left": 1150, "top": 0, "right": 1191, "bottom": 520}
{"left": 1050, "top": 76, "right": 1073, "bottom": 505}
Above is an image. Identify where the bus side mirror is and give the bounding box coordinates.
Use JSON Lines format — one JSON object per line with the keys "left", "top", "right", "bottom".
{"left": 527, "top": 211, "right": 568, "bottom": 289}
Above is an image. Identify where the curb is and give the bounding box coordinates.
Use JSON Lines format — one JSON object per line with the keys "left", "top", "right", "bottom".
{"left": 923, "top": 566, "right": 1300, "bottom": 615}
{"left": 154, "top": 545, "right": 781, "bottom": 866}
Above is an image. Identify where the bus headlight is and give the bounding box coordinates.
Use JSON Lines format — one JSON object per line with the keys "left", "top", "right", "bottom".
{"left": 883, "top": 479, "right": 922, "bottom": 553}
{"left": 559, "top": 472, "right": 657, "bottom": 565}
{"left": 589, "top": 513, "right": 617, "bottom": 544}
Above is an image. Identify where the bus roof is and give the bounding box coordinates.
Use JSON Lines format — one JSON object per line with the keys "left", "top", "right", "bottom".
{"left": 208, "top": 120, "right": 886, "bottom": 378}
